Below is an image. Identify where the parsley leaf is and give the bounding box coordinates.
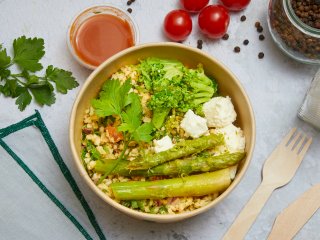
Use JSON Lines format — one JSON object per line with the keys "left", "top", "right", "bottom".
{"left": 30, "top": 84, "right": 56, "bottom": 106}
{"left": 1, "top": 79, "right": 23, "bottom": 97}
{"left": 0, "top": 44, "right": 11, "bottom": 68}
{"left": 0, "top": 69, "right": 11, "bottom": 80}
{"left": 15, "top": 88, "right": 32, "bottom": 111}
{"left": 46, "top": 65, "right": 79, "bottom": 94}
{"left": 0, "top": 36, "right": 78, "bottom": 111}
{"left": 13, "top": 36, "right": 45, "bottom": 72}
{"left": 118, "top": 94, "right": 142, "bottom": 133}
{"left": 92, "top": 79, "right": 132, "bottom": 117}
{"left": 132, "top": 123, "right": 154, "bottom": 142}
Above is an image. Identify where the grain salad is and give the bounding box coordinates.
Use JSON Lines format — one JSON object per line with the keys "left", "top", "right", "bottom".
{"left": 81, "top": 58, "right": 246, "bottom": 214}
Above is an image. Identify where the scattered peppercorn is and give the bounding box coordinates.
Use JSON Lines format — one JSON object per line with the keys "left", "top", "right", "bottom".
{"left": 257, "top": 26, "right": 263, "bottom": 33}
{"left": 255, "top": 21, "right": 261, "bottom": 28}
{"left": 259, "top": 34, "right": 265, "bottom": 41}
{"left": 258, "top": 52, "right": 265, "bottom": 59}
{"left": 234, "top": 46, "right": 241, "bottom": 53}
{"left": 222, "top": 33, "right": 229, "bottom": 40}
{"left": 243, "top": 39, "right": 249, "bottom": 45}
{"left": 131, "top": 0, "right": 135, "bottom": 2}
{"left": 127, "top": 8, "right": 132, "bottom": 13}
{"left": 240, "top": 15, "right": 246, "bottom": 22}
{"left": 197, "top": 39, "right": 203, "bottom": 49}
{"left": 127, "top": 0, "right": 132, "bottom": 5}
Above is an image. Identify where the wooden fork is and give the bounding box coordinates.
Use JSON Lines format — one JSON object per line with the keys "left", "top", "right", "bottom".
{"left": 223, "top": 128, "right": 312, "bottom": 240}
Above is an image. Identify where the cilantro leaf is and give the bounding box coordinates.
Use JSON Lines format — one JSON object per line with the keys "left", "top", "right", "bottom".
{"left": 132, "top": 123, "right": 154, "bottom": 143}
{"left": 92, "top": 79, "right": 131, "bottom": 117}
{"left": 30, "top": 84, "right": 55, "bottom": 106}
{"left": 15, "top": 88, "right": 32, "bottom": 111}
{"left": 13, "top": 36, "right": 45, "bottom": 72}
{"left": 0, "top": 45, "right": 11, "bottom": 68}
{"left": 45, "top": 65, "right": 79, "bottom": 94}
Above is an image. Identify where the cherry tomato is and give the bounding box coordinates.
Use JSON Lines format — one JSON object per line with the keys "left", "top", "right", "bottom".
{"left": 180, "top": 0, "right": 209, "bottom": 12}
{"left": 198, "top": 5, "right": 230, "bottom": 39}
{"left": 163, "top": 10, "right": 192, "bottom": 41}
{"left": 220, "top": 0, "right": 251, "bottom": 11}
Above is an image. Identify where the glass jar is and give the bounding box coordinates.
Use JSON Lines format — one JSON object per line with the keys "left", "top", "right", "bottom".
{"left": 268, "top": 0, "right": 320, "bottom": 64}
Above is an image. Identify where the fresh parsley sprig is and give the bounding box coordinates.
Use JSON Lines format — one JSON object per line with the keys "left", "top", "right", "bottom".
{"left": 0, "top": 36, "right": 79, "bottom": 111}
{"left": 92, "top": 79, "right": 154, "bottom": 182}
{"left": 92, "top": 79, "right": 154, "bottom": 144}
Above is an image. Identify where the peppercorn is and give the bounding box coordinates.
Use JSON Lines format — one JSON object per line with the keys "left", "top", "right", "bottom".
{"left": 255, "top": 21, "right": 261, "bottom": 28}
{"left": 222, "top": 33, "right": 229, "bottom": 40}
{"left": 127, "top": 0, "right": 132, "bottom": 5}
{"left": 258, "top": 52, "right": 264, "bottom": 59}
{"left": 127, "top": 8, "right": 132, "bottom": 13}
{"left": 240, "top": 15, "right": 246, "bottom": 22}
{"left": 259, "top": 34, "right": 265, "bottom": 41}
{"left": 257, "top": 26, "right": 263, "bottom": 33}
{"left": 234, "top": 46, "right": 241, "bottom": 53}
{"left": 243, "top": 39, "right": 249, "bottom": 45}
{"left": 197, "top": 39, "right": 203, "bottom": 49}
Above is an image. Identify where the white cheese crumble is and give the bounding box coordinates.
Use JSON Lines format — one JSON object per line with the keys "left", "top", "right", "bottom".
{"left": 203, "top": 96, "right": 237, "bottom": 128}
{"left": 213, "top": 124, "right": 245, "bottom": 153}
{"left": 154, "top": 136, "right": 174, "bottom": 153}
{"left": 180, "top": 110, "right": 208, "bottom": 138}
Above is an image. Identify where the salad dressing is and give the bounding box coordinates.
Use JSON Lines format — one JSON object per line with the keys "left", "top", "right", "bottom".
{"left": 73, "top": 14, "right": 134, "bottom": 67}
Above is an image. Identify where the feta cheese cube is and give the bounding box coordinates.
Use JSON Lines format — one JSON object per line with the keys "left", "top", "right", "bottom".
{"left": 180, "top": 110, "right": 208, "bottom": 138}
{"left": 154, "top": 136, "right": 174, "bottom": 153}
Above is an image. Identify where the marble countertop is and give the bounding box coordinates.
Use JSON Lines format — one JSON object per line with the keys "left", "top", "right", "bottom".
{"left": 0, "top": 0, "right": 319, "bottom": 239}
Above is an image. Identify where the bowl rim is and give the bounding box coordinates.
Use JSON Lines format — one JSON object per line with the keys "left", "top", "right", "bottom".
{"left": 69, "top": 42, "right": 256, "bottom": 222}
{"left": 66, "top": 4, "right": 140, "bottom": 70}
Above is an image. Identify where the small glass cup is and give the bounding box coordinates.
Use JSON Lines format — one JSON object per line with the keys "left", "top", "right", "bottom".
{"left": 67, "top": 5, "right": 139, "bottom": 70}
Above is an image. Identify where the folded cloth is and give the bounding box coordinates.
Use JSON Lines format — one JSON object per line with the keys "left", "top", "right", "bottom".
{"left": 0, "top": 111, "right": 106, "bottom": 240}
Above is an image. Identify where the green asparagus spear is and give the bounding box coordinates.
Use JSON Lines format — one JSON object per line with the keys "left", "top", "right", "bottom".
{"left": 110, "top": 168, "right": 233, "bottom": 200}
{"left": 127, "top": 134, "right": 224, "bottom": 170}
{"left": 95, "top": 152, "right": 245, "bottom": 177}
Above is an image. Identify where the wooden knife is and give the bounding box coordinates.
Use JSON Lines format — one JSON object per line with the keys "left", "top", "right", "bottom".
{"left": 267, "top": 184, "right": 320, "bottom": 240}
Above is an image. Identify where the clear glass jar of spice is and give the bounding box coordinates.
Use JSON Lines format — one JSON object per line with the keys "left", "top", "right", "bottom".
{"left": 268, "top": 0, "right": 320, "bottom": 64}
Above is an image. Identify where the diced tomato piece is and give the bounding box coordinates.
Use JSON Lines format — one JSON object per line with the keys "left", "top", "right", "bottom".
{"left": 106, "top": 125, "right": 123, "bottom": 142}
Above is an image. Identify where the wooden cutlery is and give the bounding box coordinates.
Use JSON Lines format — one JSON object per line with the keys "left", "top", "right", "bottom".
{"left": 223, "top": 128, "right": 312, "bottom": 240}
{"left": 268, "top": 184, "right": 320, "bottom": 240}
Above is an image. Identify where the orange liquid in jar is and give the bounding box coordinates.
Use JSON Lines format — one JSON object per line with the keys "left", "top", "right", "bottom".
{"left": 73, "top": 14, "right": 134, "bottom": 67}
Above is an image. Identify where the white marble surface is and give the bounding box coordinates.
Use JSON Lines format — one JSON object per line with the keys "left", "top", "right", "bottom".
{"left": 0, "top": 0, "right": 319, "bottom": 239}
